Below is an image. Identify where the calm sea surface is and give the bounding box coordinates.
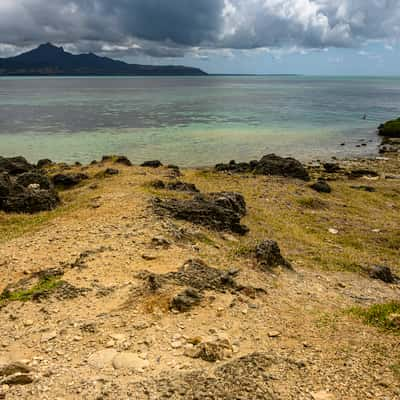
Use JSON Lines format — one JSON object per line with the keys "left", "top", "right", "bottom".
{"left": 1, "top": 76, "right": 399, "bottom": 166}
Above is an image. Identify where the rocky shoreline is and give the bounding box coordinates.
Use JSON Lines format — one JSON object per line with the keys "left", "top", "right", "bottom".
{"left": 0, "top": 121, "right": 399, "bottom": 399}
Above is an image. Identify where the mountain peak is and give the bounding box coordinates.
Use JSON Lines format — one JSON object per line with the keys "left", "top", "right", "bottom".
{"left": 36, "top": 42, "right": 65, "bottom": 53}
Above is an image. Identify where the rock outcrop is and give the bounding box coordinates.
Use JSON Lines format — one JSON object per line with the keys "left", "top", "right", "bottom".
{"left": 153, "top": 192, "right": 248, "bottom": 235}
{"left": 0, "top": 157, "right": 60, "bottom": 213}
{"left": 215, "top": 154, "right": 310, "bottom": 181}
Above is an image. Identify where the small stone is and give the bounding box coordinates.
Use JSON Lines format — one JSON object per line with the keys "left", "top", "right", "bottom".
{"left": 109, "top": 334, "right": 127, "bottom": 342}
{"left": 24, "top": 320, "right": 34, "bottom": 327}
{"left": 328, "top": 228, "right": 338, "bottom": 235}
{"left": 88, "top": 349, "right": 118, "bottom": 369}
{"left": 105, "top": 340, "right": 115, "bottom": 348}
{"left": 171, "top": 341, "right": 183, "bottom": 349}
{"left": 41, "top": 331, "right": 57, "bottom": 343}
{"left": 0, "top": 373, "right": 33, "bottom": 386}
{"left": 142, "top": 253, "right": 157, "bottom": 261}
{"left": 268, "top": 331, "right": 281, "bottom": 338}
{"left": 112, "top": 353, "right": 150, "bottom": 370}
{"left": 311, "top": 391, "right": 336, "bottom": 400}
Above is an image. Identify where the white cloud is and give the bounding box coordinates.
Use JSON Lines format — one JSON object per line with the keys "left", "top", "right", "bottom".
{"left": 0, "top": 0, "right": 400, "bottom": 57}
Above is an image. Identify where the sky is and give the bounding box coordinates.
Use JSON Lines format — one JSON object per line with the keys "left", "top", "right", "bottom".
{"left": 0, "top": 0, "right": 399, "bottom": 75}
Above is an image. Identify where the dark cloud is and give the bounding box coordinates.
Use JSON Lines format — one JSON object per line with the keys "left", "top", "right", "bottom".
{"left": 0, "top": 0, "right": 399, "bottom": 58}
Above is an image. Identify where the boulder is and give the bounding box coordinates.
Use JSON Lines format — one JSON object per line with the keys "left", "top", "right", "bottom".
{"left": 167, "top": 181, "right": 199, "bottom": 193}
{"left": 255, "top": 240, "right": 292, "bottom": 269}
{"left": 141, "top": 160, "right": 163, "bottom": 168}
{"left": 1, "top": 187, "right": 60, "bottom": 214}
{"left": 153, "top": 192, "right": 248, "bottom": 235}
{"left": 0, "top": 172, "right": 12, "bottom": 197}
{"left": 368, "top": 265, "right": 395, "bottom": 283}
{"left": 0, "top": 171, "right": 59, "bottom": 214}
{"left": 348, "top": 169, "right": 379, "bottom": 179}
{"left": 323, "top": 163, "right": 341, "bottom": 173}
{"left": 310, "top": 179, "right": 332, "bottom": 193}
{"left": 95, "top": 168, "right": 119, "bottom": 178}
{"left": 254, "top": 154, "right": 310, "bottom": 181}
{"left": 170, "top": 288, "right": 203, "bottom": 312}
{"left": 0, "top": 156, "right": 35, "bottom": 175}
{"left": 215, "top": 156, "right": 309, "bottom": 180}
{"left": 52, "top": 173, "right": 89, "bottom": 188}
{"left": 101, "top": 155, "right": 132, "bottom": 166}
{"left": 16, "top": 171, "right": 52, "bottom": 190}
{"left": 37, "top": 158, "right": 53, "bottom": 168}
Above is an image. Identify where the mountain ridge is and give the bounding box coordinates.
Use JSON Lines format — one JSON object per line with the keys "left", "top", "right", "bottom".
{"left": 0, "top": 43, "right": 207, "bottom": 76}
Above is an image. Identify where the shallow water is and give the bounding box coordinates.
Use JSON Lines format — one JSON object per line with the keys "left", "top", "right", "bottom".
{"left": 0, "top": 76, "right": 399, "bottom": 166}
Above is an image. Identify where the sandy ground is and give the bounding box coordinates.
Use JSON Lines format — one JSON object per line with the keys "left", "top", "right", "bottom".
{"left": 0, "top": 156, "right": 399, "bottom": 399}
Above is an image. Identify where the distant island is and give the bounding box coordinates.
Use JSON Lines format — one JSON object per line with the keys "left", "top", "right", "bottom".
{"left": 0, "top": 43, "right": 207, "bottom": 76}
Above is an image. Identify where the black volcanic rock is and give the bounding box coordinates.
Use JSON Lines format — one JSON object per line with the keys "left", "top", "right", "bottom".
{"left": 215, "top": 154, "right": 310, "bottom": 181}
{"left": 0, "top": 43, "right": 207, "bottom": 76}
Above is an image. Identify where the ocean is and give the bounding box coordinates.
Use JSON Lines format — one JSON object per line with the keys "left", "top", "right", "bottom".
{"left": 1, "top": 75, "right": 399, "bottom": 166}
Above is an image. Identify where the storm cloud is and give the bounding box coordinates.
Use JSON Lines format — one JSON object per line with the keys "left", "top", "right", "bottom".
{"left": 0, "top": 0, "right": 399, "bottom": 57}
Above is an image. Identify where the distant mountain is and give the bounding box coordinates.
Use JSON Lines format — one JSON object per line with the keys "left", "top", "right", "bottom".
{"left": 0, "top": 43, "right": 207, "bottom": 76}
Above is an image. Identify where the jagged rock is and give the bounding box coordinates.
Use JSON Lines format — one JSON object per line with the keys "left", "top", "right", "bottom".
{"left": 16, "top": 171, "right": 52, "bottom": 189}
{"left": 0, "top": 362, "right": 31, "bottom": 377}
{"left": 150, "top": 180, "right": 199, "bottom": 192}
{"left": 95, "top": 168, "right": 119, "bottom": 178}
{"left": 37, "top": 158, "right": 53, "bottom": 168}
{"left": 151, "top": 236, "right": 171, "bottom": 248}
{"left": 153, "top": 192, "right": 248, "bottom": 235}
{"left": 101, "top": 155, "right": 132, "bottom": 166}
{"left": 348, "top": 169, "right": 379, "bottom": 179}
{"left": 1, "top": 185, "right": 60, "bottom": 214}
{"left": 0, "top": 373, "right": 33, "bottom": 385}
{"left": 52, "top": 173, "right": 89, "bottom": 188}
{"left": 0, "top": 156, "right": 35, "bottom": 175}
{"left": 367, "top": 265, "right": 395, "bottom": 283}
{"left": 0, "top": 172, "right": 12, "bottom": 197}
{"left": 150, "top": 180, "right": 166, "bottom": 189}
{"left": 165, "top": 259, "right": 239, "bottom": 292}
{"left": 184, "top": 339, "right": 233, "bottom": 362}
{"left": 167, "top": 181, "right": 199, "bottom": 192}
{"left": 323, "top": 163, "right": 341, "bottom": 173}
{"left": 255, "top": 240, "right": 292, "bottom": 269}
{"left": 141, "top": 160, "right": 163, "bottom": 168}
{"left": 310, "top": 179, "right": 332, "bottom": 193}
{"left": 170, "top": 288, "right": 203, "bottom": 312}
{"left": 254, "top": 154, "right": 310, "bottom": 181}
{"left": 216, "top": 154, "right": 310, "bottom": 181}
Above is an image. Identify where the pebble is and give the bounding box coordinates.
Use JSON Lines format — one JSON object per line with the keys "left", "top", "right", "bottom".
{"left": 268, "top": 331, "right": 281, "bottom": 338}
{"left": 24, "top": 320, "right": 34, "bottom": 327}
{"left": 41, "top": 331, "right": 57, "bottom": 343}
{"left": 87, "top": 350, "right": 118, "bottom": 369}
{"left": 311, "top": 391, "right": 336, "bottom": 400}
{"left": 328, "top": 228, "right": 339, "bottom": 235}
{"left": 112, "top": 353, "right": 150, "bottom": 370}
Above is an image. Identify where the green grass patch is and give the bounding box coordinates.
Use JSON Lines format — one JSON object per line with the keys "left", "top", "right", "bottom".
{"left": 0, "top": 276, "right": 64, "bottom": 305}
{"left": 296, "top": 197, "right": 327, "bottom": 209}
{"left": 348, "top": 302, "right": 400, "bottom": 333}
{"left": 390, "top": 363, "right": 400, "bottom": 379}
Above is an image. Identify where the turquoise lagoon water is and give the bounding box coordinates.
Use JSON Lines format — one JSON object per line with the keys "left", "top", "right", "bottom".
{"left": 0, "top": 76, "right": 400, "bottom": 166}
